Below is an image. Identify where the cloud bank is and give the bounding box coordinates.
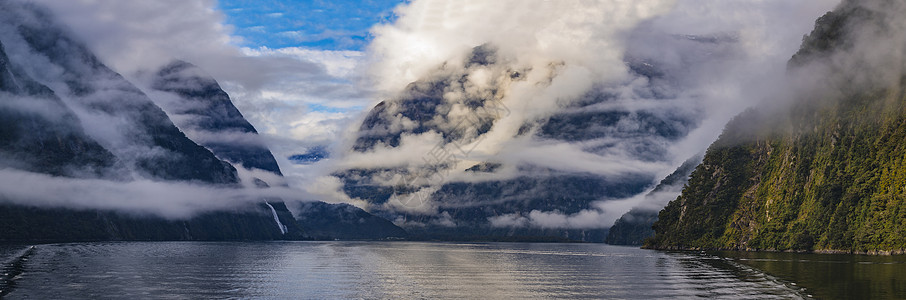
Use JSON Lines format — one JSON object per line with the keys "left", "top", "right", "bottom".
{"left": 326, "top": 0, "right": 840, "bottom": 228}
{"left": 0, "top": 169, "right": 312, "bottom": 219}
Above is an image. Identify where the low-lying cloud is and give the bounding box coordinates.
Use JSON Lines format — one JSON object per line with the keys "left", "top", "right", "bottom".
{"left": 0, "top": 168, "right": 313, "bottom": 219}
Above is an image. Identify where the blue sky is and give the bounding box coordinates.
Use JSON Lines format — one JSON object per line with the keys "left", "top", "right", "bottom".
{"left": 218, "top": 0, "right": 406, "bottom": 51}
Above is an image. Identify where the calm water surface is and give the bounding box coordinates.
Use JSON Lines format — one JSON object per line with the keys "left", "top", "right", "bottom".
{"left": 717, "top": 251, "right": 905, "bottom": 299}
{"left": 0, "top": 241, "right": 901, "bottom": 299}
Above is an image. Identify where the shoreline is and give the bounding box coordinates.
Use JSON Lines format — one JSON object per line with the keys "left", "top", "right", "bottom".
{"left": 642, "top": 245, "right": 906, "bottom": 256}
{"left": 8, "top": 240, "right": 906, "bottom": 256}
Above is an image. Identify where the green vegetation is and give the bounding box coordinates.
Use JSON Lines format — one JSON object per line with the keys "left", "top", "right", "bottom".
{"left": 647, "top": 0, "right": 906, "bottom": 253}
{"left": 647, "top": 91, "right": 906, "bottom": 252}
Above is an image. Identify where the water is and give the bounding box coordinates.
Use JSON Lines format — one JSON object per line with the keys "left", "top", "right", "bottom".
{"left": 717, "top": 251, "right": 906, "bottom": 299}
{"left": 0, "top": 242, "right": 900, "bottom": 299}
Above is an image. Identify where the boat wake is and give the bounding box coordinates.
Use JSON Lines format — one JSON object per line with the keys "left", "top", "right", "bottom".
{"left": 0, "top": 245, "right": 36, "bottom": 297}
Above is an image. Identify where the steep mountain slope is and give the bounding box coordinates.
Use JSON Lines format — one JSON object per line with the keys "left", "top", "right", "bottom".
{"left": 149, "top": 60, "right": 282, "bottom": 175}
{"left": 647, "top": 0, "right": 906, "bottom": 253}
{"left": 294, "top": 202, "right": 407, "bottom": 240}
{"left": 0, "top": 38, "right": 117, "bottom": 178}
{"left": 0, "top": 2, "right": 237, "bottom": 184}
{"left": 145, "top": 61, "right": 405, "bottom": 240}
{"left": 0, "top": 1, "right": 289, "bottom": 242}
{"left": 605, "top": 154, "right": 701, "bottom": 245}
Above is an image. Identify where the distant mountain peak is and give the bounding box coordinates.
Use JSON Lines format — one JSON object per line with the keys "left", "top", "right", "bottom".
{"left": 148, "top": 60, "right": 283, "bottom": 177}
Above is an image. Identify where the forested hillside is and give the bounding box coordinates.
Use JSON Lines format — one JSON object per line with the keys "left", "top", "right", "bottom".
{"left": 647, "top": 0, "right": 906, "bottom": 253}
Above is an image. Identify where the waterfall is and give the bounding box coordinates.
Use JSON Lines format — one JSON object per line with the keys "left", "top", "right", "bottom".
{"left": 264, "top": 202, "right": 288, "bottom": 235}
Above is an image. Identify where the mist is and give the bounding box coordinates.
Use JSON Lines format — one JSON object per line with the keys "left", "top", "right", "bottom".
{"left": 0, "top": 0, "right": 846, "bottom": 228}
{"left": 26, "top": 0, "right": 374, "bottom": 185}
{"left": 787, "top": 0, "right": 906, "bottom": 106}
{"left": 0, "top": 0, "right": 320, "bottom": 219}
{"left": 320, "top": 0, "right": 839, "bottom": 229}
{"left": 0, "top": 168, "right": 311, "bottom": 220}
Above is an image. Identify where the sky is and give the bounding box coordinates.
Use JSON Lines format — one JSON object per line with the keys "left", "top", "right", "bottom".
{"left": 218, "top": 0, "right": 404, "bottom": 51}
{"left": 10, "top": 0, "right": 843, "bottom": 224}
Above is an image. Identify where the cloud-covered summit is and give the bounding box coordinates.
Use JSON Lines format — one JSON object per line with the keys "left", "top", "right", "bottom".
{"left": 317, "top": 0, "right": 838, "bottom": 239}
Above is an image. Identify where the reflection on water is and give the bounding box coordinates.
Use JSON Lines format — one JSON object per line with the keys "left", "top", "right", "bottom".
{"left": 716, "top": 251, "right": 906, "bottom": 299}
{"left": 0, "top": 241, "right": 848, "bottom": 299}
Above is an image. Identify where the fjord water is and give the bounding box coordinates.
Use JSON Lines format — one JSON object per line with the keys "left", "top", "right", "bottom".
{"left": 0, "top": 242, "right": 901, "bottom": 299}
{"left": 717, "top": 251, "right": 906, "bottom": 299}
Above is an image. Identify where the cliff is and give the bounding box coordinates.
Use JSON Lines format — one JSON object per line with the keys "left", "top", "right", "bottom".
{"left": 646, "top": 0, "right": 906, "bottom": 253}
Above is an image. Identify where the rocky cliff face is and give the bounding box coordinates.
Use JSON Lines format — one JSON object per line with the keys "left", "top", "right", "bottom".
{"left": 647, "top": 0, "right": 906, "bottom": 253}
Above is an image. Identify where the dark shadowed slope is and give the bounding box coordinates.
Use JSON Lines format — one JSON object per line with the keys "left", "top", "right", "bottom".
{"left": 606, "top": 154, "right": 701, "bottom": 245}
{"left": 2, "top": 2, "right": 238, "bottom": 184}
{"left": 146, "top": 60, "right": 406, "bottom": 240}
{"left": 0, "top": 1, "right": 290, "bottom": 242}
{"left": 150, "top": 60, "right": 282, "bottom": 175}
{"left": 0, "top": 38, "right": 118, "bottom": 178}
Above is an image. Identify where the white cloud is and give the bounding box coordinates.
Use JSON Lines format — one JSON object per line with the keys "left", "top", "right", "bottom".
{"left": 366, "top": 0, "right": 675, "bottom": 95}
{"left": 26, "top": 0, "right": 379, "bottom": 195}
{"left": 29, "top": 0, "right": 236, "bottom": 75}
{"left": 488, "top": 209, "right": 613, "bottom": 230}
{"left": 487, "top": 180, "right": 687, "bottom": 229}
{"left": 241, "top": 46, "right": 365, "bottom": 79}
{"left": 0, "top": 169, "right": 314, "bottom": 219}
{"left": 336, "top": 0, "right": 840, "bottom": 225}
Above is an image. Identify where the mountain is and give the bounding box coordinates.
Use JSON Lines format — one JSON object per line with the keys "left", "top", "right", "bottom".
{"left": 149, "top": 60, "right": 282, "bottom": 175}
{"left": 145, "top": 60, "right": 307, "bottom": 238}
{"left": 0, "top": 203, "right": 292, "bottom": 242}
{"left": 0, "top": 1, "right": 290, "bottom": 242}
{"left": 145, "top": 60, "right": 405, "bottom": 241}
{"left": 4, "top": 3, "right": 238, "bottom": 184}
{"left": 294, "top": 201, "right": 407, "bottom": 240}
{"left": 605, "top": 154, "right": 701, "bottom": 245}
{"left": 0, "top": 2, "right": 406, "bottom": 242}
{"left": 646, "top": 0, "right": 906, "bottom": 253}
{"left": 335, "top": 37, "right": 732, "bottom": 241}
{"left": 288, "top": 146, "right": 329, "bottom": 165}
{"left": 0, "top": 37, "right": 117, "bottom": 178}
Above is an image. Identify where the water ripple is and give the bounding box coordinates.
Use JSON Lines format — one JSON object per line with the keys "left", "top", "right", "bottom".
{"left": 3, "top": 242, "right": 819, "bottom": 299}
